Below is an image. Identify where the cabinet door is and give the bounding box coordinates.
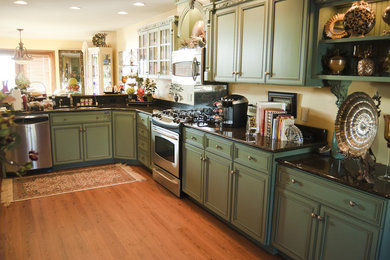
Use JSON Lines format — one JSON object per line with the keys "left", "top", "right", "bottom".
{"left": 231, "top": 163, "right": 268, "bottom": 243}
{"left": 182, "top": 143, "right": 204, "bottom": 203}
{"left": 236, "top": 0, "right": 267, "bottom": 83}
{"left": 272, "top": 188, "right": 319, "bottom": 260}
{"left": 266, "top": 0, "right": 309, "bottom": 85}
{"left": 203, "top": 151, "right": 232, "bottom": 221}
{"left": 213, "top": 6, "right": 237, "bottom": 82}
{"left": 113, "top": 111, "right": 137, "bottom": 160}
{"left": 84, "top": 122, "right": 112, "bottom": 161}
{"left": 315, "top": 206, "right": 379, "bottom": 260}
{"left": 51, "top": 124, "right": 83, "bottom": 165}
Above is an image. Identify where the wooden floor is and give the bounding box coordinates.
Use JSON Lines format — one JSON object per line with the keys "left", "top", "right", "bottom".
{"left": 0, "top": 165, "right": 284, "bottom": 260}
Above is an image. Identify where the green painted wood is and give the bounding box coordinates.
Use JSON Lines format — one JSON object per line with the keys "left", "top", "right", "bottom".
{"left": 213, "top": 6, "right": 237, "bottom": 82}
{"left": 234, "top": 142, "right": 271, "bottom": 173}
{"left": 231, "top": 163, "right": 268, "bottom": 243}
{"left": 136, "top": 112, "right": 151, "bottom": 168}
{"left": 319, "top": 34, "right": 390, "bottom": 44}
{"left": 236, "top": 0, "right": 267, "bottom": 83}
{"left": 182, "top": 143, "right": 204, "bottom": 203}
{"left": 51, "top": 124, "right": 84, "bottom": 165}
{"left": 113, "top": 111, "right": 137, "bottom": 160}
{"left": 316, "top": 75, "right": 390, "bottom": 83}
{"left": 205, "top": 134, "right": 233, "bottom": 159}
{"left": 84, "top": 122, "right": 112, "bottom": 161}
{"left": 51, "top": 111, "right": 111, "bottom": 125}
{"left": 315, "top": 206, "right": 379, "bottom": 260}
{"left": 272, "top": 187, "right": 319, "bottom": 260}
{"left": 183, "top": 127, "right": 205, "bottom": 148}
{"left": 266, "top": 0, "right": 309, "bottom": 85}
{"left": 203, "top": 151, "right": 232, "bottom": 221}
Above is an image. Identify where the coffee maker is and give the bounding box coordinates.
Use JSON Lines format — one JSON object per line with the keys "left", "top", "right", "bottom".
{"left": 220, "top": 94, "right": 248, "bottom": 128}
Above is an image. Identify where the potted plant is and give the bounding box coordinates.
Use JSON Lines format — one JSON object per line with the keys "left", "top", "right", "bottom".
{"left": 169, "top": 83, "right": 183, "bottom": 102}
{"left": 143, "top": 78, "right": 156, "bottom": 102}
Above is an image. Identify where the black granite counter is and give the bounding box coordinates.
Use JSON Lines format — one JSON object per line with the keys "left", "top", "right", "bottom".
{"left": 185, "top": 124, "right": 327, "bottom": 153}
{"left": 276, "top": 153, "right": 390, "bottom": 199}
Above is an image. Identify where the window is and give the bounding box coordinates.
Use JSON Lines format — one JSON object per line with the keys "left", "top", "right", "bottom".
{"left": 0, "top": 50, "right": 56, "bottom": 95}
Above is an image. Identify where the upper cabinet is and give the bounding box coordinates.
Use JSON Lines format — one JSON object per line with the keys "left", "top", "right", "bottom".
{"left": 85, "top": 47, "right": 113, "bottom": 95}
{"left": 138, "top": 16, "right": 178, "bottom": 79}
{"left": 312, "top": 0, "right": 390, "bottom": 83}
{"left": 211, "top": 0, "right": 315, "bottom": 86}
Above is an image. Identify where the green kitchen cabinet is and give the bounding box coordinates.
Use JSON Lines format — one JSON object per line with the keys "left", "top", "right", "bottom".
{"left": 112, "top": 111, "right": 137, "bottom": 160}
{"left": 182, "top": 142, "right": 204, "bottom": 203}
{"left": 203, "top": 151, "right": 233, "bottom": 221}
{"left": 51, "top": 111, "right": 112, "bottom": 166}
{"left": 212, "top": 0, "right": 314, "bottom": 85}
{"left": 136, "top": 112, "right": 151, "bottom": 168}
{"left": 213, "top": 0, "right": 267, "bottom": 83}
{"left": 272, "top": 165, "right": 384, "bottom": 260}
{"left": 231, "top": 163, "right": 269, "bottom": 244}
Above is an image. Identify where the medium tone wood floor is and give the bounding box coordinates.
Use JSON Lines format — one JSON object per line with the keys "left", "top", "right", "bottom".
{"left": 0, "top": 165, "right": 283, "bottom": 260}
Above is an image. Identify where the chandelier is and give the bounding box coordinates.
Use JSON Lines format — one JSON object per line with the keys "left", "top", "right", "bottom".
{"left": 13, "top": 28, "right": 32, "bottom": 64}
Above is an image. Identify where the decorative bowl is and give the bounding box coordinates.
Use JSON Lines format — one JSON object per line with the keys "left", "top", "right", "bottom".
{"left": 343, "top": 1, "right": 376, "bottom": 37}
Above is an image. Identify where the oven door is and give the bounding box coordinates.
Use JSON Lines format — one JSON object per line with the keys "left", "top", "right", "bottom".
{"left": 151, "top": 124, "right": 180, "bottom": 178}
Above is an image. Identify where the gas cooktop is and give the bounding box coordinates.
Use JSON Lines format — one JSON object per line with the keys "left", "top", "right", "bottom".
{"left": 152, "top": 108, "right": 220, "bottom": 127}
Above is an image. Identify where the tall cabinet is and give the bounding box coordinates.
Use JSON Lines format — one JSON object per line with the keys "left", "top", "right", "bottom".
{"left": 138, "top": 16, "right": 178, "bottom": 79}
{"left": 86, "top": 47, "right": 113, "bottom": 95}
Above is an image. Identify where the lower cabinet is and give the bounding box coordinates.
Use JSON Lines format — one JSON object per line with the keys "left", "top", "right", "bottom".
{"left": 112, "top": 111, "right": 136, "bottom": 160}
{"left": 272, "top": 165, "right": 383, "bottom": 260}
{"left": 182, "top": 143, "right": 204, "bottom": 203}
{"left": 136, "top": 112, "right": 151, "bottom": 168}
{"left": 51, "top": 121, "right": 112, "bottom": 165}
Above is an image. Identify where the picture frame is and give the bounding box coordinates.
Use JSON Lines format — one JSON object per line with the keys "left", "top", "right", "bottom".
{"left": 268, "top": 91, "right": 297, "bottom": 118}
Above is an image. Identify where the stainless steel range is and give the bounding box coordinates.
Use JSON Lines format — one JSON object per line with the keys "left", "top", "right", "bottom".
{"left": 151, "top": 108, "right": 219, "bottom": 197}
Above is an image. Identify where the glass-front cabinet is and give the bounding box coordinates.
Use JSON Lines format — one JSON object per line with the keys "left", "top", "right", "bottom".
{"left": 137, "top": 16, "right": 178, "bottom": 79}
{"left": 86, "top": 47, "right": 113, "bottom": 95}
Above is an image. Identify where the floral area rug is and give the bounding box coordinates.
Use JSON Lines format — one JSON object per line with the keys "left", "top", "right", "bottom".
{"left": 1, "top": 164, "right": 146, "bottom": 206}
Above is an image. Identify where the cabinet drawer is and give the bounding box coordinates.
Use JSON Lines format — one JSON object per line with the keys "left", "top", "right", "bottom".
{"left": 138, "top": 148, "right": 150, "bottom": 167}
{"left": 137, "top": 126, "right": 150, "bottom": 139}
{"left": 51, "top": 111, "right": 111, "bottom": 125}
{"left": 277, "top": 165, "right": 384, "bottom": 226}
{"left": 205, "top": 134, "right": 233, "bottom": 159}
{"left": 137, "top": 113, "right": 150, "bottom": 128}
{"left": 234, "top": 143, "right": 271, "bottom": 174}
{"left": 137, "top": 138, "right": 150, "bottom": 151}
{"left": 183, "top": 127, "right": 204, "bottom": 148}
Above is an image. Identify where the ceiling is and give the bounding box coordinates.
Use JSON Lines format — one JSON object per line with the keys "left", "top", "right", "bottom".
{"left": 0, "top": 0, "right": 177, "bottom": 41}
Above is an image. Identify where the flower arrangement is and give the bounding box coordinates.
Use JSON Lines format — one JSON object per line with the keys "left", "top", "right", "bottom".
{"left": 143, "top": 78, "right": 156, "bottom": 95}
{"left": 15, "top": 72, "right": 30, "bottom": 90}
{"left": 137, "top": 88, "right": 145, "bottom": 102}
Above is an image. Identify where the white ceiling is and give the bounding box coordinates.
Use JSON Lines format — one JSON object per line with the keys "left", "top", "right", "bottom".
{"left": 0, "top": 0, "right": 177, "bottom": 40}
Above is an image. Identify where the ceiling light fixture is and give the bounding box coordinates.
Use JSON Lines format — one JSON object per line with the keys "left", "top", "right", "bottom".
{"left": 118, "top": 11, "right": 128, "bottom": 15}
{"left": 13, "top": 0, "right": 28, "bottom": 5}
{"left": 70, "top": 6, "right": 81, "bottom": 10}
{"left": 133, "top": 2, "right": 145, "bottom": 7}
{"left": 13, "top": 29, "right": 32, "bottom": 65}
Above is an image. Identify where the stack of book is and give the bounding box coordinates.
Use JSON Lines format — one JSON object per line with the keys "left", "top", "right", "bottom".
{"left": 256, "top": 101, "right": 294, "bottom": 141}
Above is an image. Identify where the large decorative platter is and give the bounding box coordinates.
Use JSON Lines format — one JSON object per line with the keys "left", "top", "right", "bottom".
{"left": 324, "top": 13, "right": 348, "bottom": 39}
{"left": 343, "top": 1, "right": 376, "bottom": 37}
{"left": 335, "top": 92, "right": 378, "bottom": 157}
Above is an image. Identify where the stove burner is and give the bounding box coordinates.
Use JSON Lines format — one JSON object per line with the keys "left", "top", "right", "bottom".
{"left": 152, "top": 108, "right": 219, "bottom": 126}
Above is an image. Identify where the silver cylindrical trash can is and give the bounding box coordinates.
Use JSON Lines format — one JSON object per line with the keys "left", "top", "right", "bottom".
{"left": 5, "top": 114, "right": 52, "bottom": 173}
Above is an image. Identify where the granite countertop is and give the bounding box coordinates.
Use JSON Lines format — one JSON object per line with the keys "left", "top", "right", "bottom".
{"left": 276, "top": 153, "right": 390, "bottom": 199}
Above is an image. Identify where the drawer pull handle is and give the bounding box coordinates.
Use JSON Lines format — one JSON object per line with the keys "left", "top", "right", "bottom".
{"left": 311, "top": 213, "right": 317, "bottom": 219}
{"left": 191, "top": 136, "right": 197, "bottom": 140}
{"left": 317, "top": 216, "right": 323, "bottom": 221}
{"left": 96, "top": 117, "right": 99, "bottom": 119}
{"left": 64, "top": 118, "right": 67, "bottom": 121}
{"left": 79, "top": 127, "right": 82, "bottom": 132}
{"left": 215, "top": 145, "right": 222, "bottom": 149}
{"left": 248, "top": 156, "right": 254, "bottom": 161}
{"left": 230, "top": 170, "right": 236, "bottom": 175}
{"left": 349, "top": 201, "right": 357, "bottom": 207}
{"left": 291, "top": 179, "right": 296, "bottom": 184}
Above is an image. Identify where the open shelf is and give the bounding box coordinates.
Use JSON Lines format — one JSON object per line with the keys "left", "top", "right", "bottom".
{"left": 315, "top": 75, "right": 390, "bottom": 82}
{"left": 319, "top": 35, "right": 390, "bottom": 44}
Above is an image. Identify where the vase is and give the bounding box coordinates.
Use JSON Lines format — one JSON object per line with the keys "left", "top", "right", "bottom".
{"left": 328, "top": 55, "right": 346, "bottom": 74}
{"left": 357, "top": 58, "right": 375, "bottom": 76}
{"left": 174, "top": 94, "right": 179, "bottom": 102}
{"left": 383, "top": 6, "right": 390, "bottom": 34}
{"left": 146, "top": 93, "right": 153, "bottom": 102}
{"left": 331, "top": 131, "right": 344, "bottom": 159}
{"left": 343, "top": 1, "right": 376, "bottom": 37}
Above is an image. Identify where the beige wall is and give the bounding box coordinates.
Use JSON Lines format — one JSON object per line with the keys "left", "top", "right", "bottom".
{"left": 0, "top": 37, "right": 84, "bottom": 92}
{"left": 230, "top": 81, "right": 390, "bottom": 165}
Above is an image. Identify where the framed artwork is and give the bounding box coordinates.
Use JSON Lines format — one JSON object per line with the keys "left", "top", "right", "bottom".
{"left": 268, "top": 91, "right": 297, "bottom": 118}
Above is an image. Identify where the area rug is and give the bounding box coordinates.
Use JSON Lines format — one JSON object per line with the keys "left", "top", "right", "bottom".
{"left": 1, "top": 164, "right": 146, "bottom": 206}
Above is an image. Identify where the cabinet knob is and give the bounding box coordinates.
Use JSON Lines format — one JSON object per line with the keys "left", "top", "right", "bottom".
{"left": 215, "top": 145, "right": 222, "bottom": 149}
{"left": 232, "top": 71, "right": 236, "bottom": 75}
{"left": 191, "top": 136, "right": 197, "bottom": 140}
{"left": 230, "top": 170, "right": 236, "bottom": 175}
{"left": 349, "top": 201, "right": 357, "bottom": 207}
{"left": 311, "top": 212, "right": 317, "bottom": 219}
{"left": 96, "top": 117, "right": 99, "bottom": 119}
{"left": 317, "top": 215, "right": 323, "bottom": 221}
{"left": 79, "top": 127, "right": 82, "bottom": 132}
{"left": 247, "top": 156, "right": 254, "bottom": 161}
{"left": 291, "top": 179, "right": 296, "bottom": 184}
{"left": 84, "top": 128, "right": 87, "bottom": 132}
{"left": 64, "top": 118, "right": 67, "bottom": 121}
{"left": 264, "top": 72, "right": 270, "bottom": 77}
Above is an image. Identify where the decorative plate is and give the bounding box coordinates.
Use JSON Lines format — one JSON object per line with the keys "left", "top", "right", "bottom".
{"left": 335, "top": 92, "right": 378, "bottom": 157}
{"left": 343, "top": 1, "right": 376, "bottom": 37}
{"left": 324, "top": 13, "right": 348, "bottom": 39}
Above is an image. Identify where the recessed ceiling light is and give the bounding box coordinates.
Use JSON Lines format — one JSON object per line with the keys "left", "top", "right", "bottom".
{"left": 133, "top": 2, "right": 145, "bottom": 6}
{"left": 70, "top": 6, "right": 81, "bottom": 10}
{"left": 13, "top": 1, "right": 28, "bottom": 5}
{"left": 118, "top": 11, "right": 128, "bottom": 15}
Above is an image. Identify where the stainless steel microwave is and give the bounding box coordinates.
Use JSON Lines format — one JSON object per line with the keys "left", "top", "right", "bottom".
{"left": 172, "top": 47, "right": 204, "bottom": 85}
